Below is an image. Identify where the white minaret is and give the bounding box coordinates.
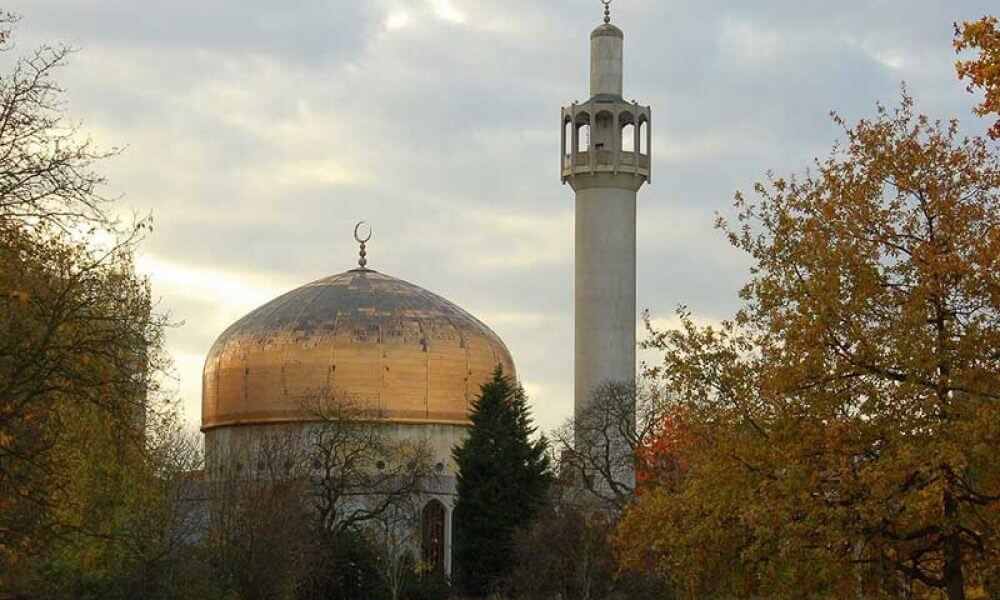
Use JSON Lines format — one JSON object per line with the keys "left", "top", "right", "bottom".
{"left": 561, "top": 3, "right": 650, "bottom": 461}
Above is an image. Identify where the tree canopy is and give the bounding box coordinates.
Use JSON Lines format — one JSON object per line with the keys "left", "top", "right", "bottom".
{"left": 618, "top": 94, "right": 999, "bottom": 599}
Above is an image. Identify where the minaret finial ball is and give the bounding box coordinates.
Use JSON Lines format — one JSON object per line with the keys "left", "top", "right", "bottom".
{"left": 601, "top": 0, "right": 611, "bottom": 24}
{"left": 354, "top": 221, "right": 372, "bottom": 269}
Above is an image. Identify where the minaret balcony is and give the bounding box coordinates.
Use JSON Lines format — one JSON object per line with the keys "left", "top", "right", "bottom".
{"left": 560, "top": 98, "right": 651, "bottom": 184}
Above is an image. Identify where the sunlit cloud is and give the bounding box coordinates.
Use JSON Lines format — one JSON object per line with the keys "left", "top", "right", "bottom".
{"left": 427, "top": 0, "right": 466, "bottom": 24}
{"left": 162, "top": 348, "right": 206, "bottom": 429}
{"left": 385, "top": 8, "right": 411, "bottom": 31}
{"left": 263, "top": 158, "right": 369, "bottom": 187}
{"left": 519, "top": 379, "right": 569, "bottom": 432}
{"left": 136, "top": 254, "right": 297, "bottom": 428}
{"left": 135, "top": 254, "right": 292, "bottom": 314}
{"left": 873, "top": 50, "right": 908, "bottom": 70}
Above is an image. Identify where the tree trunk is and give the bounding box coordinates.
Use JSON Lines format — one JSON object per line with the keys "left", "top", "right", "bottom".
{"left": 944, "top": 537, "right": 965, "bottom": 600}
{"left": 943, "top": 492, "right": 965, "bottom": 600}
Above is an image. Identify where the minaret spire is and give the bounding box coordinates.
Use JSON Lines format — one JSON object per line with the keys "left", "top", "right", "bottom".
{"left": 602, "top": 0, "right": 611, "bottom": 24}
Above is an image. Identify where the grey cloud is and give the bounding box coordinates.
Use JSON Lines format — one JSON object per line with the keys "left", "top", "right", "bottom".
{"left": 9, "top": 0, "right": 996, "bottom": 431}
{"left": 16, "top": 0, "right": 379, "bottom": 64}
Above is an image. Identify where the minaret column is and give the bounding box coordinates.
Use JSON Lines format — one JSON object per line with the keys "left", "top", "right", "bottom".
{"left": 560, "top": 8, "right": 651, "bottom": 489}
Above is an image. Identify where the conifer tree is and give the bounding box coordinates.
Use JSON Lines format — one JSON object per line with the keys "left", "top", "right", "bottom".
{"left": 452, "top": 367, "right": 552, "bottom": 597}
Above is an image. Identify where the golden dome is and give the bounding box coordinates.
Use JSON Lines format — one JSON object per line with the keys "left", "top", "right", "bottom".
{"left": 201, "top": 268, "right": 515, "bottom": 431}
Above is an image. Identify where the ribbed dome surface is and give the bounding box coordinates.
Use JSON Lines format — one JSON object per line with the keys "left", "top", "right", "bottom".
{"left": 201, "top": 268, "right": 514, "bottom": 431}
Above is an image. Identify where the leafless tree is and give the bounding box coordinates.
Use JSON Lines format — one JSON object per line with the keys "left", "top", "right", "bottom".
{"left": 204, "top": 433, "right": 316, "bottom": 600}
{"left": 0, "top": 12, "right": 120, "bottom": 229}
{"left": 303, "top": 392, "right": 436, "bottom": 537}
{"left": 365, "top": 494, "right": 423, "bottom": 600}
{"left": 553, "top": 380, "right": 666, "bottom": 510}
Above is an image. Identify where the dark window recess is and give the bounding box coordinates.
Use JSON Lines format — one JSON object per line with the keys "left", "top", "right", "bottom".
{"left": 421, "top": 499, "right": 447, "bottom": 576}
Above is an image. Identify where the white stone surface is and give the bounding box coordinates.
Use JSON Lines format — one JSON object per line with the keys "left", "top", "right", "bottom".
{"left": 204, "top": 421, "right": 467, "bottom": 477}
{"left": 573, "top": 185, "right": 636, "bottom": 412}
{"left": 204, "top": 420, "right": 464, "bottom": 575}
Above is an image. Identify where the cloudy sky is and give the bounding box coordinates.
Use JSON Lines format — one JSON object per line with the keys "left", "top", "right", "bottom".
{"left": 9, "top": 0, "right": 994, "bottom": 433}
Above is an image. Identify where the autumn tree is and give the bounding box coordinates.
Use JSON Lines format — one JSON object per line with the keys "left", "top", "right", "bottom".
{"left": 618, "top": 95, "right": 999, "bottom": 599}
{"left": 956, "top": 15, "right": 1000, "bottom": 139}
{"left": 633, "top": 397, "right": 691, "bottom": 495}
{"left": 0, "top": 13, "right": 197, "bottom": 597}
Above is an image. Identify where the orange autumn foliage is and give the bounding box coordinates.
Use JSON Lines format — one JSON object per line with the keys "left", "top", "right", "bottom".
{"left": 617, "top": 94, "right": 1000, "bottom": 600}
{"left": 955, "top": 15, "right": 1000, "bottom": 139}
{"left": 634, "top": 403, "right": 691, "bottom": 494}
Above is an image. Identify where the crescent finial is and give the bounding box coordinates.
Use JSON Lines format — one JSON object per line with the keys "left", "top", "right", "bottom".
{"left": 354, "top": 221, "right": 372, "bottom": 268}
{"left": 354, "top": 221, "right": 372, "bottom": 244}
{"left": 601, "top": 0, "right": 611, "bottom": 24}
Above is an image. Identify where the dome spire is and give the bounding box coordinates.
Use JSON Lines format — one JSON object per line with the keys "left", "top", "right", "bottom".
{"left": 354, "top": 221, "right": 372, "bottom": 269}
{"left": 601, "top": 0, "right": 611, "bottom": 24}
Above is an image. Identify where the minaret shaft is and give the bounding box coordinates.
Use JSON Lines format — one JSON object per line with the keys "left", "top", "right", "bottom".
{"left": 574, "top": 185, "right": 636, "bottom": 408}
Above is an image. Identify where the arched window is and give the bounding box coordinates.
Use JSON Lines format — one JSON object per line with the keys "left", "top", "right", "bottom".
{"left": 421, "top": 500, "right": 446, "bottom": 576}
{"left": 564, "top": 119, "right": 573, "bottom": 156}
{"left": 639, "top": 119, "right": 649, "bottom": 155}
{"left": 577, "top": 123, "right": 590, "bottom": 153}
{"left": 621, "top": 123, "right": 635, "bottom": 152}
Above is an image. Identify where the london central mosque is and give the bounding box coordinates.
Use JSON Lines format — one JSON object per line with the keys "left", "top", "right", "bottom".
{"left": 200, "top": 3, "right": 651, "bottom": 577}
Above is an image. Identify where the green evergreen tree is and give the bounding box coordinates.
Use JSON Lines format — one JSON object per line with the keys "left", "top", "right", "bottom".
{"left": 452, "top": 366, "right": 552, "bottom": 597}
